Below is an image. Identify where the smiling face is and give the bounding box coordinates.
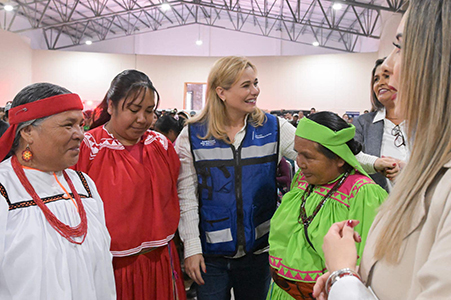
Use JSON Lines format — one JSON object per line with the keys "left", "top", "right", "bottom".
{"left": 373, "top": 65, "right": 396, "bottom": 110}
{"left": 21, "top": 110, "right": 85, "bottom": 172}
{"left": 294, "top": 136, "right": 345, "bottom": 186}
{"left": 106, "top": 88, "right": 155, "bottom": 145}
{"left": 216, "top": 67, "right": 260, "bottom": 118}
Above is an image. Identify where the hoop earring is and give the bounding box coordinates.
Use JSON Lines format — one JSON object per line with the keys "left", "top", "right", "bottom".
{"left": 22, "top": 145, "right": 33, "bottom": 162}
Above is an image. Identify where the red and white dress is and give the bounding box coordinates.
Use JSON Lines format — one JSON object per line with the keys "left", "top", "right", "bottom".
{"left": 74, "top": 125, "right": 185, "bottom": 300}
{"left": 0, "top": 158, "right": 116, "bottom": 299}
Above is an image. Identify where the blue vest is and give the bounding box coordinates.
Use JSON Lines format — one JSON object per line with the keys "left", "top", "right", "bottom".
{"left": 189, "top": 113, "right": 280, "bottom": 256}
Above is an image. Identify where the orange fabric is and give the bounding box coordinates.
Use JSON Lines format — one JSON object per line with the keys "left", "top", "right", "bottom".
{"left": 53, "top": 173, "right": 79, "bottom": 211}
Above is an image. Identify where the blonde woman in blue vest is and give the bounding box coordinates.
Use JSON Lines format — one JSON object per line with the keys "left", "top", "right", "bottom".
{"left": 176, "top": 56, "right": 395, "bottom": 300}
{"left": 175, "top": 56, "right": 298, "bottom": 300}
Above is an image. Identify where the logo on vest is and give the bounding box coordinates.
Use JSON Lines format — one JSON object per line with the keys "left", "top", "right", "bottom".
{"left": 200, "top": 140, "right": 216, "bottom": 146}
{"left": 253, "top": 132, "right": 272, "bottom": 140}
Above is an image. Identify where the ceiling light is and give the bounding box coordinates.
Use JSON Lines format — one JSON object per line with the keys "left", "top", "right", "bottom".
{"left": 312, "top": 41, "right": 319, "bottom": 47}
{"left": 161, "top": 3, "right": 171, "bottom": 11}
{"left": 4, "top": 4, "right": 14, "bottom": 11}
{"left": 85, "top": 40, "right": 92, "bottom": 45}
{"left": 196, "top": 40, "right": 203, "bottom": 46}
{"left": 332, "top": 3, "right": 342, "bottom": 10}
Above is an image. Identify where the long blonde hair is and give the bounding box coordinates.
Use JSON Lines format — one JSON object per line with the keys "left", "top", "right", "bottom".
{"left": 188, "top": 56, "right": 266, "bottom": 143}
{"left": 374, "top": 0, "right": 451, "bottom": 263}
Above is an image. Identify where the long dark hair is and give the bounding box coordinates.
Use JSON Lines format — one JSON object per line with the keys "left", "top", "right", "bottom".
{"left": 91, "top": 70, "right": 160, "bottom": 129}
{"left": 370, "top": 58, "right": 386, "bottom": 111}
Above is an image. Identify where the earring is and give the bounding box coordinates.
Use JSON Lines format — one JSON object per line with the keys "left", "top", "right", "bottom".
{"left": 22, "top": 145, "right": 33, "bottom": 162}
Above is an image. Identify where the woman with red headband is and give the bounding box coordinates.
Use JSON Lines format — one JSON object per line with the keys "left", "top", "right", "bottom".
{"left": 0, "top": 83, "right": 115, "bottom": 299}
{"left": 74, "top": 70, "right": 185, "bottom": 300}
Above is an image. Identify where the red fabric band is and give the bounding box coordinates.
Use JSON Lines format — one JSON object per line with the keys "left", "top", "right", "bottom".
{"left": 0, "top": 93, "right": 83, "bottom": 161}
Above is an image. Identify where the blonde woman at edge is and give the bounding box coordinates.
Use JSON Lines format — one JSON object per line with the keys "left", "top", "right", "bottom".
{"left": 175, "top": 56, "right": 398, "bottom": 300}
{"left": 313, "top": 1, "right": 451, "bottom": 299}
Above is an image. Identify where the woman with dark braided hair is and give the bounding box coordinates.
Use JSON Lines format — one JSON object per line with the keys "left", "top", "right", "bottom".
{"left": 267, "top": 112, "right": 387, "bottom": 300}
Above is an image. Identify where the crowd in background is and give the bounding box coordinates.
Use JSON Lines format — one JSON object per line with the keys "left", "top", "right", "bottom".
{"left": 0, "top": 104, "right": 372, "bottom": 142}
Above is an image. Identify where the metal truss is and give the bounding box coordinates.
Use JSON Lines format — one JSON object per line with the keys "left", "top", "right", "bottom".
{"left": 0, "top": 0, "right": 405, "bottom": 52}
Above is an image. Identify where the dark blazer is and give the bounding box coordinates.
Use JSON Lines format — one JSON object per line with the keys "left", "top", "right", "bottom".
{"left": 0, "top": 120, "right": 8, "bottom": 138}
{"left": 353, "top": 112, "right": 388, "bottom": 191}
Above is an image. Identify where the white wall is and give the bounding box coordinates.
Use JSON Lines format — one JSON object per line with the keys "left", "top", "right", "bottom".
{"left": 0, "top": 29, "right": 384, "bottom": 115}
{"left": 0, "top": 30, "right": 33, "bottom": 106}
{"left": 137, "top": 52, "right": 379, "bottom": 115}
{"left": 251, "top": 53, "right": 378, "bottom": 114}
{"left": 30, "top": 50, "right": 377, "bottom": 115}
{"left": 32, "top": 50, "right": 136, "bottom": 110}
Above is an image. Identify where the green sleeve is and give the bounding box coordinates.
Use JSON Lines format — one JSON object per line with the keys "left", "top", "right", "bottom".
{"left": 290, "top": 169, "right": 303, "bottom": 190}
{"left": 348, "top": 183, "right": 387, "bottom": 265}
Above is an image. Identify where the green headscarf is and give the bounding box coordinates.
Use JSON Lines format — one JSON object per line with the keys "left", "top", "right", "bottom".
{"left": 295, "top": 117, "right": 368, "bottom": 177}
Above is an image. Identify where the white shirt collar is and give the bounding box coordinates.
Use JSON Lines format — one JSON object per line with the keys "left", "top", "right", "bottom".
{"left": 373, "top": 108, "right": 386, "bottom": 124}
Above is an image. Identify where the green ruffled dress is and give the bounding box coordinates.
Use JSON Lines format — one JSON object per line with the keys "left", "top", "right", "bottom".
{"left": 267, "top": 169, "right": 387, "bottom": 299}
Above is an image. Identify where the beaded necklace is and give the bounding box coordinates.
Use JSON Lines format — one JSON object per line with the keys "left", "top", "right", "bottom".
{"left": 297, "top": 171, "right": 350, "bottom": 251}
{"left": 11, "top": 155, "right": 88, "bottom": 244}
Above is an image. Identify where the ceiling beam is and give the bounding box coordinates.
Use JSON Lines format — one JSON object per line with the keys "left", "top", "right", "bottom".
{"left": 6, "top": 0, "right": 404, "bottom": 51}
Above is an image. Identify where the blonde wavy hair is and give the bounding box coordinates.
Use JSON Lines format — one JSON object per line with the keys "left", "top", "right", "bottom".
{"left": 188, "top": 56, "right": 266, "bottom": 143}
{"left": 374, "top": 0, "right": 451, "bottom": 263}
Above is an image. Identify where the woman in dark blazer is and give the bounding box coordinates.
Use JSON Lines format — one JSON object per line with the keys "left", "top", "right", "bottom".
{"left": 353, "top": 58, "right": 408, "bottom": 191}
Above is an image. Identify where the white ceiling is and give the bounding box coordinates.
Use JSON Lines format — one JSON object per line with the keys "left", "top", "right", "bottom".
{"left": 0, "top": 0, "right": 406, "bottom": 56}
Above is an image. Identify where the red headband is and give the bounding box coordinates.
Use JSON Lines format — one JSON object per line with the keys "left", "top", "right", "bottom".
{"left": 0, "top": 93, "right": 83, "bottom": 161}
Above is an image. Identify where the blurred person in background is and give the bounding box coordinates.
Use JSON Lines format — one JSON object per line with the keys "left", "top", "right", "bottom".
{"left": 154, "top": 114, "right": 185, "bottom": 143}
{"left": 0, "top": 119, "right": 8, "bottom": 138}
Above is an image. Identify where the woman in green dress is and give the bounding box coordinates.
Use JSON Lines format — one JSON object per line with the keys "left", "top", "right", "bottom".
{"left": 268, "top": 111, "right": 387, "bottom": 299}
